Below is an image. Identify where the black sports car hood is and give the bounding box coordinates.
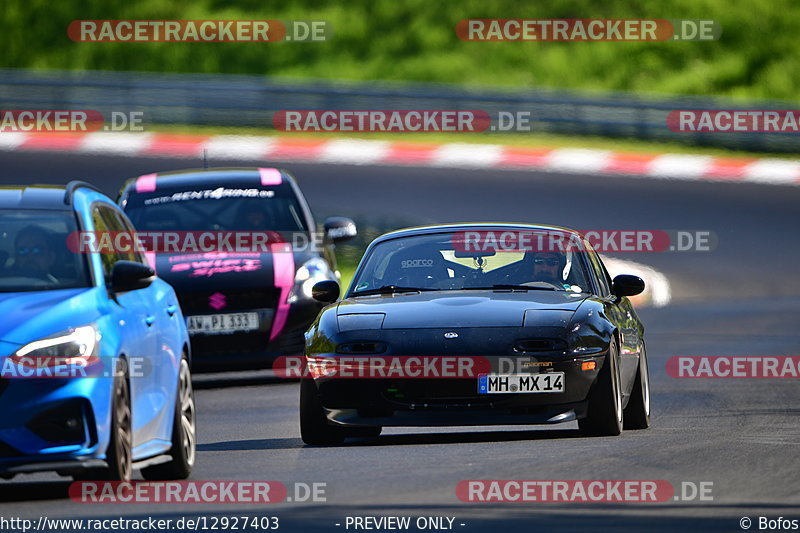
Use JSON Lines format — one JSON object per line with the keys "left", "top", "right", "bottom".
{"left": 337, "top": 290, "right": 588, "bottom": 329}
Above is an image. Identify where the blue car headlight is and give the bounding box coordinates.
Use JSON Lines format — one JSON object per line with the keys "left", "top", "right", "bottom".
{"left": 9, "top": 325, "right": 100, "bottom": 371}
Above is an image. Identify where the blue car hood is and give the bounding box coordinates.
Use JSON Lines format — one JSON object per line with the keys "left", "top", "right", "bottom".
{"left": 0, "top": 288, "right": 99, "bottom": 345}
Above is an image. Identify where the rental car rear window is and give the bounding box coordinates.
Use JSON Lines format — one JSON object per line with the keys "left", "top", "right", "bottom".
{"left": 125, "top": 185, "right": 308, "bottom": 232}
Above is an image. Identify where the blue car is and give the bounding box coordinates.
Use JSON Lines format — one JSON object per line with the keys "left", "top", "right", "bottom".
{"left": 0, "top": 181, "right": 194, "bottom": 481}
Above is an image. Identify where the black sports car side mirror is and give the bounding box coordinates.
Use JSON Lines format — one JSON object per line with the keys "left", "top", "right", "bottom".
{"left": 324, "top": 217, "right": 357, "bottom": 243}
{"left": 611, "top": 275, "right": 645, "bottom": 297}
{"left": 312, "top": 280, "right": 340, "bottom": 303}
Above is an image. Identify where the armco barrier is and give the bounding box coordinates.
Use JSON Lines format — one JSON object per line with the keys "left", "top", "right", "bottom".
{"left": 0, "top": 68, "right": 797, "bottom": 152}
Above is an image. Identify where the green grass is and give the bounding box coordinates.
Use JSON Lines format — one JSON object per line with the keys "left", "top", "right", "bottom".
{"left": 4, "top": 0, "right": 800, "bottom": 102}
{"left": 336, "top": 260, "right": 358, "bottom": 296}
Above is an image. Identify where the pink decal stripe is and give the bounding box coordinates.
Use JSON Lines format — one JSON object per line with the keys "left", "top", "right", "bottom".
{"left": 269, "top": 242, "right": 295, "bottom": 341}
{"left": 136, "top": 173, "right": 157, "bottom": 193}
{"left": 259, "top": 167, "right": 282, "bottom": 186}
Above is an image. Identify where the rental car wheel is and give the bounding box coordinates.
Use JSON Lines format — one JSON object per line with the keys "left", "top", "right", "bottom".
{"left": 300, "top": 378, "right": 344, "bottom": 445}
{"left": 623, "top": 342, "right": 651, "bottom": 430}
{"left": 142, "top": 356, "right": 196, "bottom": 480}
{"left": 578, "top": 339, "right": 623, "bottom": 437}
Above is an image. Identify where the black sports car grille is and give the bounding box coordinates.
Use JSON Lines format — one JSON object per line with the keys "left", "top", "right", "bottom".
{"left": 382, "top": 379, "right": 492, "bottom": 405}
{"left": 177, "top": 288, "right": 279, "bottom": 313}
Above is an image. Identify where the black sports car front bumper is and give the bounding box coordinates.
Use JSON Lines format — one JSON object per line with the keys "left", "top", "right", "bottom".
{"left": 313, "top": 355, "right": 606, "bottom": 427}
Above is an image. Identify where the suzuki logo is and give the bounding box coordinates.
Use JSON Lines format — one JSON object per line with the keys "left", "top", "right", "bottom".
{"left": 444, "top": 332, "right": 458, "bottom": 339}
{"left": 209, "top": 292, "right": 227, "bottom": 310}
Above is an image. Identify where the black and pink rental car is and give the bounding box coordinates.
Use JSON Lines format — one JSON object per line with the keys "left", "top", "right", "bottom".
{"left": 118, "top": 167, "right": 356, "bottom": 372}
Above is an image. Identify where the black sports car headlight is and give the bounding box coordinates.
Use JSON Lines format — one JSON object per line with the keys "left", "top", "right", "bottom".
{"left": 338, "top": 313, "right": 385, "bottom": 331}
{"left": 523, "top": 310, "right": 574, "bottom": 328}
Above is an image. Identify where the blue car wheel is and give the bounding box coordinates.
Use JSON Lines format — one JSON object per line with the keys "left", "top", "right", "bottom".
{"left": 142, "top": 355, "right": 195, "bottom": 480}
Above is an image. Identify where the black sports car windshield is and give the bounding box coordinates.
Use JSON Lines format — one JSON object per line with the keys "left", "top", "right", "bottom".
{"left": 0, "top": 210, "right": 91, "bottom": 292}
{"left": 125, "top": 185, "right": 308, "bottom": 232}
{"left": 350, "top": 230, "right": 593, "bottom": 296}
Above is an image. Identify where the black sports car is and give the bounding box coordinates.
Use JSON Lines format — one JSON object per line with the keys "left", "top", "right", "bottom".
{"left": 300, "top": 223, "right": 650, "bottom": 444}
{"left": 118, "top": 168, "right": 356, "bottom": 372}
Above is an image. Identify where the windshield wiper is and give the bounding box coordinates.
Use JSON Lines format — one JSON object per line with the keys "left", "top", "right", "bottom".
{"left": 462, "top": 284, "right": 558, "bottom": 292}
{"left": 350, "top": 285, "right": 438, "bottom": 297}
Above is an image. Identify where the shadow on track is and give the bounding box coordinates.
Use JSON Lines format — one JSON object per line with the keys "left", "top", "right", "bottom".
{"left": 350, "top": 427, "right": 588, "bottom": 447}
{"left": 0, "top": 481, "right": 71, "bottom": 502}
{"left": 198, "top": 427, "right": 588, "bottom": 452}
{"left": 192, "top": 372, "right": 297, "bottom": 390}
{"left": 198, "top": 438, "right": 305, "bottom": 451}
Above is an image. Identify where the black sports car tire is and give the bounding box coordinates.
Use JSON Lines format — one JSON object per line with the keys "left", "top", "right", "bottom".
{"left": 623, "top": 342, "right": 651, "bottom": 430}
{"left": 300, "top": 378, "right": 345, "bottom": 445}
{"left": 142, "top": 355, "right": 196, "bottom": 480}
{"left": 578, "top": 339, "right": 623, "bottom": 437}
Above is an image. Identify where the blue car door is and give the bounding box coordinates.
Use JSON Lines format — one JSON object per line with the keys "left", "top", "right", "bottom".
{"left": 91, "top": 205, "right": 163, "bottom": 449}
{"left": 113, "top": 209, "right": 180, "bottom": 444}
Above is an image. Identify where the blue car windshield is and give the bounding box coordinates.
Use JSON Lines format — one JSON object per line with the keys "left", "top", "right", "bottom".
{"left": 0, "top": 210, "right": 91, "bottom": 292}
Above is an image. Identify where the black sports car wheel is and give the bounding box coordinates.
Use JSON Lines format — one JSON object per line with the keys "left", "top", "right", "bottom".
{"left": 142, "top": 355, "right": 196, "bottom": 480}
{"left": 578, "top": 339, "right": 623, "bottom": 437}
{"left": 623, "top": 342, "right": 651, "bottom": 430}
{"left": 300, "top": 378, "right": 344, "bottom": 445}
